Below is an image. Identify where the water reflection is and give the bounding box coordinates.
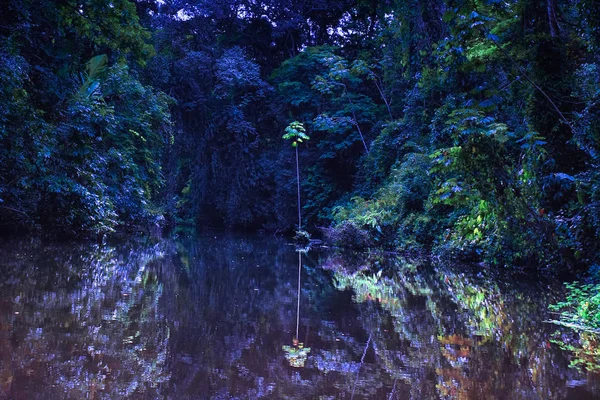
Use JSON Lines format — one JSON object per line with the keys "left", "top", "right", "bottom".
{"left": 282, "top": 251, "right": 311, "bottom": 368}
{"left": 0, "top": 238, "right": 170, "bottom": 398}
{"left": 0, "top": 234, "right": 598, "bottom": 399}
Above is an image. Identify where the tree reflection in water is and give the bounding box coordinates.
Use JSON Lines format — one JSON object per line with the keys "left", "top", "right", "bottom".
{"left": 0, "top": 234, "right": 598, "bottom": 399}
{"left": 282, "top": 251, "right": 311, "bottom": 368}
{"left": 0, "top": 237, "right": 171, "bottom": 398}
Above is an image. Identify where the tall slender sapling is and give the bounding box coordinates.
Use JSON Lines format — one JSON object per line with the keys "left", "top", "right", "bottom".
{"left": 283, "top": 121, "right": 310, "bottom": 231}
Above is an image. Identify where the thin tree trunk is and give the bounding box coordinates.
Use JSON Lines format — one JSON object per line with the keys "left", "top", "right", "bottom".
{"left": 547, "top": 0, "right": 560, "bottom": 37}
{"left": 350, "top": 333, "right": 372, "bottom": 399}
{"left": 296, "top": 146, "right": 302, "bottom": 230}
{"left": 484, "top": 28, "right": 574, "bottom": 134}
{"left": 350, "top": 105, "right": 369, "bottom": 154}
{"left": 296, "top": 251, "right": 302, "bottom": 339}
{"left": 0, "top": 206, "right": 29, "bottom": 218}
{"left": 373, "top": 73, "right": 394, "bottom": 120}
{"left": 337, "top": 82, "right": 370, "bottom": 153}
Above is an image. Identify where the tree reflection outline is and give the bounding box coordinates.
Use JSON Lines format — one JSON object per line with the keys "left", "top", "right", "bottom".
{"left": 282, "top": 250, "right": 311, "bottom": 368}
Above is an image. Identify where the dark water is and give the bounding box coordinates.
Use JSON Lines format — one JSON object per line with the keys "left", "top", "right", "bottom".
{"left": 0, "top": 233, "right": 598, "bottom": 399}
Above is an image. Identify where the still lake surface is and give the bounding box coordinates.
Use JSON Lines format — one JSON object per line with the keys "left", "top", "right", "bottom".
{"left": 0, "top": 232, "right": 598, "bottom": 399}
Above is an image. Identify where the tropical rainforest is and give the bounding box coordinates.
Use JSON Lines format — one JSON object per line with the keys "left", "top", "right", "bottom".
{"left": 0, "top": 0, "right": 600, "bottom": 386}
{"left": 1, "top": 0, "right": 600, "bottom": 327}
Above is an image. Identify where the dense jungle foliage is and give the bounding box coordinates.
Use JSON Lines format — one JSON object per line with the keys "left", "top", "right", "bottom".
{"left": 1, "top": 0, "right": 600, "bottom": 277}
